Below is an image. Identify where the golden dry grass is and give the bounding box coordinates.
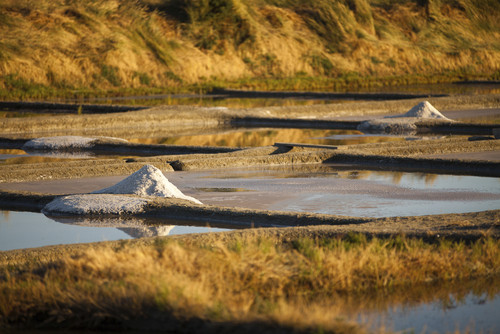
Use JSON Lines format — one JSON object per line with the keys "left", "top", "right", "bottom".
{"left": 0, "top": 0, "right": 499, "bottom": 98}
{"left": 1, "top": 234, "right": 499, "bottom": 331}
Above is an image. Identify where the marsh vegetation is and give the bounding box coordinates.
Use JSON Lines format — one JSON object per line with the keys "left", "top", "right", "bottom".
{"left": 1, "top": 234, "right": 499, "bottom": 332}
{"left": 1, "top": 0, "right": 499, "bottom": 100}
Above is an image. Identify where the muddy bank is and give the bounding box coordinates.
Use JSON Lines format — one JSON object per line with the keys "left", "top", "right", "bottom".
{"left": 210, "top": 88, "right": 447, "bottom": 100}
{"left": 231, "top": 117, "right": 498, "bottom": 135}
{"left": 0, "top": 101, "right": 145, "bottom": 114}
{"left": 1, "top": 95, "right": 499, "bottom": 136}
{"left": 1, "top": 138, "right": 499, "bottom": 182}
{"left": 1, "top": 136, "right": 240, "bottom": 155}
{"left": 1, "top": 187, "right": 498, "bottom": 237}
{"left": 0, "top": 105, "right": 233, "bottom": 136}
{"left": 0, "top": 159, "right": 174, "bottom": 183}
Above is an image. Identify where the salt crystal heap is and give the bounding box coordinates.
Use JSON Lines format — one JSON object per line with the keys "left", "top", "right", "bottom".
{"left": 22, "top": 136, "right": 128, "bottom": 151}
{"left": 92, "top": 165, "right": 202, "bottom": 204}
{"left": 391, "top": 101, "right": 450, "bottom": 120}
{"left": 42, "top": 194, "right": 149, "bottom": 216}
{"left": 357, "top": 101, "right": 452, "bottom": 134}
{"left": 42, "top": 165, "right": 202, "bottom": 217}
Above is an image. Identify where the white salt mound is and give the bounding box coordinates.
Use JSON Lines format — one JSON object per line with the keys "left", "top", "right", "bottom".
{"left": 390, "top": 101, "right": 450, "bottom": 120}
{"left": 22, "top": 136, "right": 128, "bottom": 150}
{"left": 92, "top": 165, "right": 202, "bottom": 204}
{"left": 42, "top": 194, "right": 149, "bottom": 215}
{"left": 23, "top": 136, "right": 95, "bottom": 150}
{"left": 357, "top": 101, "right": 451, "bottom": 134}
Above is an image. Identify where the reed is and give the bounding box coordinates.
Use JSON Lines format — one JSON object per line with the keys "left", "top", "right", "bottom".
{"left": 1, "top": 234, "right": 498, "bottom": 331}
{"left": 0, "top": 0, "right": 499, "bottom": 100}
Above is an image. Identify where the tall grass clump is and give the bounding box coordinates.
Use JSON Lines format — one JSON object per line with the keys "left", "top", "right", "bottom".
{"left": 153, "top": 0, "right": 256, "bottom": 53}
{"left": 1, "top": 234, "right": 499, "bottom": 331}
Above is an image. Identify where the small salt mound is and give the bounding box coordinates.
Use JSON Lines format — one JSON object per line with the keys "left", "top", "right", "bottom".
{"left": 389, "top": 101, "right": 450, "bottom": 120}
{"left": 22, "top": 136, "right": 128, "bottom": 151}
{"left": 358, "top": 101, "right": 452, "bottom": 134}
{"left": 23, "top": 136, "right": 95, "bottom": 150}
{"left": 42, "top": 194, "right": 149, "bottom": 215}
{"left": 93, "top": 165, "right": 202, "bottom": 205}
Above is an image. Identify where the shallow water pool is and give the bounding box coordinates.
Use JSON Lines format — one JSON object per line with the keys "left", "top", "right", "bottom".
{"left": 0, "top": 211, "right": 232, "bottom": 251}
{"left": 169, "top": 165, "right": 500, "bottom": 217}
{"left": 350, "top": 277, "right": 500, "bottom": 333}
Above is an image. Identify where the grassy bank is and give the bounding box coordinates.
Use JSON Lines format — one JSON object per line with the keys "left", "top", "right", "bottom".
{"left": 1, "top": 0, "right": 499, "bottom": 100}
{"left": 1, "top": 234, "right": 499, "bottom": 332}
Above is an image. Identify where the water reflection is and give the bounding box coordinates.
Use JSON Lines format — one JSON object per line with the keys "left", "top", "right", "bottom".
{"left": 349, "top": 276, "right": 500, "bottom": 333}
{"left": 129, "top": 128, "right": 409, "bottom": 147}
{"left": 0, "top": 211, "right": 233, "bottom": 251}
{"left": 178, "top": 165, "right": 500, "bottom": 217}
{"left": 202, "top": 164, "right": 486, "bottom": 187}
{"left": 58, "top": 83, "right": 500, "bottom": 107}
{"left": 61, "top": 96, "right": 353, "bottom": 108}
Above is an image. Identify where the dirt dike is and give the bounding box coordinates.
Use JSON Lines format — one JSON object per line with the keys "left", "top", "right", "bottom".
{"left": 1, "top": 94, "right": 499, "bottom": 136}
{"left": 0, "top": 160, "right": 174, "bottom": 183}
{"left": 1, "top": 138, "right": 499, "bottom": 183}
{"left": 1, "top": 189, "right": 497, "bottom": 239}
{"left": 1, "top": 135, "right": 239, "bottom": 155}
{"left": 0, "top": 105, "right": 233, "bottom": 136}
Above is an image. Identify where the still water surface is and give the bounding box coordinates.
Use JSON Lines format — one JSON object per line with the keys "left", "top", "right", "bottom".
{"left": 0, "top": 211, "right": 231, "bottom": 251}
{"left": 176, "top": 166, "right": 500, "bottom": 217}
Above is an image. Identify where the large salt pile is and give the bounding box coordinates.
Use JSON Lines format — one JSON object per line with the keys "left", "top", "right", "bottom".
{"left": 92, "top": 165, "right": 202, "bottom": 204}
{"left": 357, "top": 101, "right": 452, "bottom": 134}
{"left": 22, "top": 136, "right": 128, "bottom": 151}
{"left": 43, "top": 165, "right": 201, "bottom": 216}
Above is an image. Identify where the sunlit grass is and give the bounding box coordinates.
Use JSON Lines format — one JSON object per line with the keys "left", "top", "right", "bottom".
{"left": 0, "top": 0, "right": 499, "bottom": 101}
{"left": 1, "top": 234, "right": 498, "bottom": 331}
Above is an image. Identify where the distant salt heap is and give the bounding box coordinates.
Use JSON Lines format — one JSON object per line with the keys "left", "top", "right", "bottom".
{"left": 357, "top": 101, "right": 452, "bottom": 134}
{"left": 43, "top": 165, "right": 202, "bottom": 216}
{"left": 389, "top": 101, "right": 450, "bottom": 120}
{"left": 22, "top": 136, "right": 128, "bottom": 151}
{"left": 93, "top": 165, "right": 202, "bottom": 204}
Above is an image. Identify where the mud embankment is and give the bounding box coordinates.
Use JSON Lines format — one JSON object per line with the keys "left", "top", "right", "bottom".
{"left": 1, "top": 138, "right": 499, "bottom": 182}
{"left": 0, "top": 189, "right": 497, "bottom": 241}
{"left": 1, "top": 95, "right": 499, "bottom": 136}
{"left": 210, "top": 88, "right": 448, "bottom": 100}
